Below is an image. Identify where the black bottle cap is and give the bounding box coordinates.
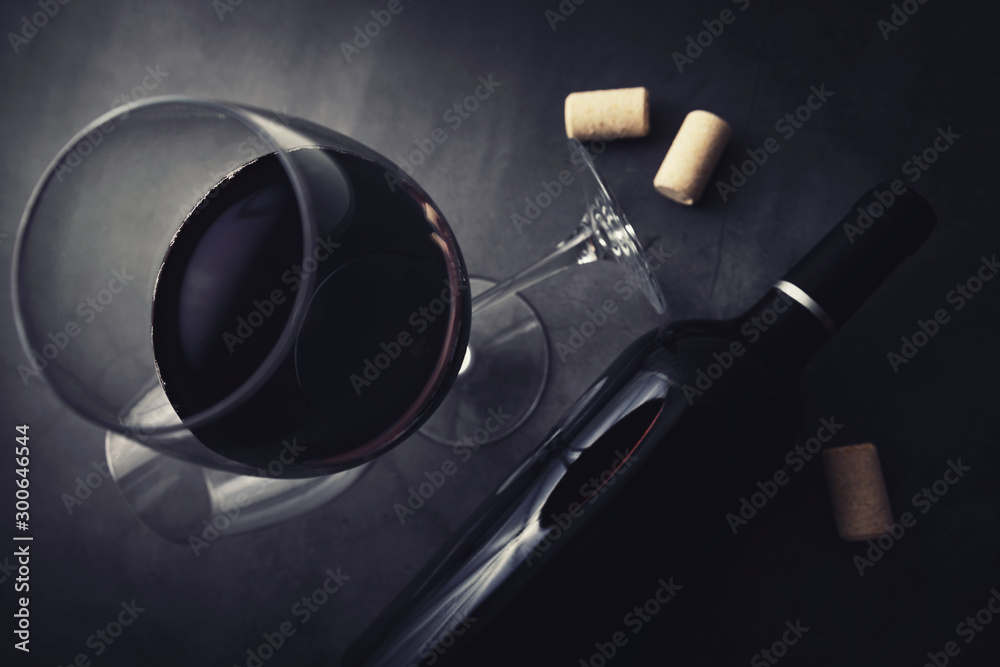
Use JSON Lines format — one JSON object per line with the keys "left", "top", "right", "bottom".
{"left": 780, "top": 183, "right": 937, "bottom": 329}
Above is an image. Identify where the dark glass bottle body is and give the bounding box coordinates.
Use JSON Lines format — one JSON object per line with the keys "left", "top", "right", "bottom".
{"left": 345, "top": 185, "right": 936, "bottom": 666}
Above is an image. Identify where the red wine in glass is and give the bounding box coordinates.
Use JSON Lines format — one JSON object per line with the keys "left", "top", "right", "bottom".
{"left": 151, "top": 147, "right": 470, "bottom": 475}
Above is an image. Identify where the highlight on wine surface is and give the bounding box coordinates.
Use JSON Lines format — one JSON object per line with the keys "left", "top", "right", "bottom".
{"left": 11, "top": 97, "right": 471, "bottom": 478}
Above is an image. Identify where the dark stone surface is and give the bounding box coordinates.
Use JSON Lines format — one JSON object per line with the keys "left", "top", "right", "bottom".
{"left": 0, "top": 0, "right": 996, "bottom": 664}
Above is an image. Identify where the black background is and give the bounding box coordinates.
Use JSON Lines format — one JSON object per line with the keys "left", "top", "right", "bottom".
{"left": 1, "top": 0, "right": 998, "bottom": 665}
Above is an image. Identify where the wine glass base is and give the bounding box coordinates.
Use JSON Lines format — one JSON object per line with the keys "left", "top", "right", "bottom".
{"left": 419, "top": 277, "right": 548, "bottom": 446}
{"left": 104, "top": 431, "right": 370, "bottom": 543}
{"left": 570, "top": 138, "right": 668, "bottom": 315}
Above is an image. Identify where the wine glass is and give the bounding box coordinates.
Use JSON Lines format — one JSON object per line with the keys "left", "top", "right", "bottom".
{"left": 13, "top": 97, "right": 471, "bottom": 540}
{"left": 12, "top": 97, "right": 666, "bottom": 541}
{"left": 418, "top": 137, "right": 667, "bottom": 444}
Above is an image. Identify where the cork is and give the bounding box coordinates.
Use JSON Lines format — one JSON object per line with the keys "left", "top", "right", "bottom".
{"left": 564, "top": 87, "right": 650, "bottom": 141}
{"left": 653, "top": 110, "right": 732, "bottom": 206}
{"left": 823, "top": 443, "right": 893, "bottom": 541}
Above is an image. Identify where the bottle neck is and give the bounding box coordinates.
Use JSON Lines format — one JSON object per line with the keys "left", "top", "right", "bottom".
{"left": 737, "top": 185, "right": 937, "bottom": 372}
{"left": 738, "top": 282, "right": 833, "bottom": 373}
{"left": 781, "top": 184, "right": 936, "bottom": 327}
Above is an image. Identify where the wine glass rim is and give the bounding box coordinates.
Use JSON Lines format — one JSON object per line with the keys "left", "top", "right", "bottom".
{"left": 10, "top": 95, "right": 322, "bottom": 437}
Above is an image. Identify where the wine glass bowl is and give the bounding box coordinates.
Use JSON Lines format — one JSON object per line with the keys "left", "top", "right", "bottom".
{"left": 12, "top": 97, "right": 471, "bottom": 478}
{"left": 12, "top": 98, "right": 668, "bottom": 540}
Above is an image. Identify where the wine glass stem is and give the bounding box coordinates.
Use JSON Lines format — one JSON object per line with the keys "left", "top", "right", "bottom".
{"left": 471, "top": 223, "right": 594, "bottom": 317}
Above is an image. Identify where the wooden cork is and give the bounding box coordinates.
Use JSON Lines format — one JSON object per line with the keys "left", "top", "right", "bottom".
{"left": 823, "top": 443, "right": 893, "bottom": 541}
{"left": 653, "top": 110, "right": 732, "bottom": 206}
{"left": 564, "top": 87, "right": 650, "bottom": 141}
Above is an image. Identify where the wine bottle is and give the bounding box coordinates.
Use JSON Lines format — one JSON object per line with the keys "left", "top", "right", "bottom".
{"left": 344, "top": 184, "right": 937, "bottom": 666}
